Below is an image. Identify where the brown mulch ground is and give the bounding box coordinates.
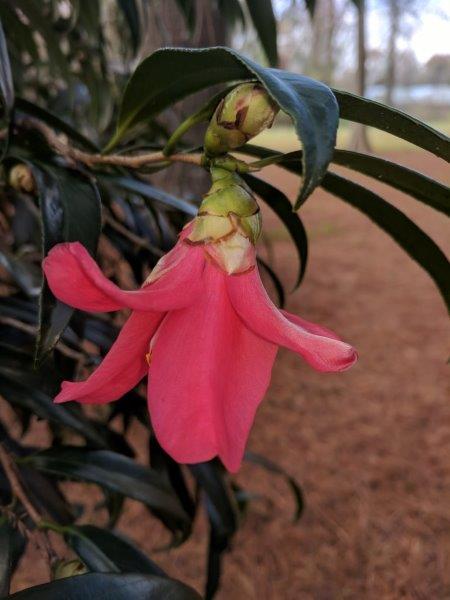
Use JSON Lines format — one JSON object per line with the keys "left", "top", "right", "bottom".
{"left": 11, "top": 150, "right": 450, "bottom": 599}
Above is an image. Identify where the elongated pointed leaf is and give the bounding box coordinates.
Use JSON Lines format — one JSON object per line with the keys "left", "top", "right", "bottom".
{"left": 189, "top": 462, "right": 238, "bottom": 600}
{"left": 244, "top": 174, "right": 308, "bottom": 289}
{"left": 245, "top": 144, "right": 450, "bottom": 217}
{"left": 30, "top": 163, "right": 101, "bottom": 361}
{"left": 320, "top": 172, "right": 450, "bottom": 311}
{"left": 257, "top": 257, "right": 285, "bottom": 308}
{"left": 107, "top": 47, "right": 338, "bottom": 203}
{"left": 23, "top": 447, "right": 190, "bottom": 526}
{"left": 244, "top": 146, "right": 450, "bottom": 310}
{"left": 244, "top": 452, "right": 304, "bottom": 520}
{"left": 7, "top": 573, "right": 202, "bottom": 599}
{"left": 334, "top": 90, "right": 450, "bottom": 161}
{"left": 0, "top": 368, "right": 108, "bottom": 449}
{"left": 103, "top": 174, "right": 197, "bottom": 216}
{"left": 245, "top": 0, "right": 278, "bottom": 66}
{"left": 0, "top": 16, "right": 13, "bottom": 117}
{"left": 331, "top": 149, "right": 450, "bottom": 217}
{"left": 65, "top": 525, "right": 165, "bottom": 577}
{"left": 0, "top": 15, "right": 13, "bottom": 159}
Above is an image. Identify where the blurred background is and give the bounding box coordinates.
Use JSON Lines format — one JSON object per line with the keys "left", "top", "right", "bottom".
{"left": 1, "top": 0, "right": 449, "bottom": 598}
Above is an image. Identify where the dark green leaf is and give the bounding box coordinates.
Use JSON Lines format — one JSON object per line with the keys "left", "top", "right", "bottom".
{"left": 65, "top": 525, "right": 165, "bottom": 577}
{"left": 0, "top": 519, "right": 25, "bottom": 597}
{"left": 7, "top": 573, "right": 202, "bottom": 599}
{"left": 257, "top": 257, "right": 285, "bottom": 308}
{"left": 149, "top": 437, "right": 195, "bottom": 548}
{"left": 244, "top": 146, "right": 450, "bottom": 310}
{"left": 245, "top": 145, "right": 450, "bottom": 217}
{"left": 189, "top": 462, "right": 237, "bottom": 541}
{"left": 0, "top": 368, "right": 108, "bottom": 449}
{"left": 108, "top": 47, "right": 338, "bottom": 204}
{"left": 189, "top": 461, "right": 237, "bottom": 600}
{"left": 30, "top": 163, "right": 101, "bottom": 361}
{"left": 320, "top": 172, "right": 450, "bottom": 311}
{"left": 0, "top": 16, "right": 13, "bottom": 116}
{"left": 333, "top": 90, "right": 450, "bottom": 161}
{"left": 104, "top": 175, "right": 197, "bottom": 216}
{"left": 24, "top": 447, "right": 190, "bottom": 525}
{"left": 331, "top": 149, "right": 450, "bottom": 217}
{"left": 244, "top": 174, "right": 308, "bottom": 289}
{"left": 245, "top": 451, "right": 304, "bottom": 520}
{"left": 245, "top": 0, "right": 278, "bottom": 66}
{"left": 0, "top": 251, "right": 40, "bottom": 297}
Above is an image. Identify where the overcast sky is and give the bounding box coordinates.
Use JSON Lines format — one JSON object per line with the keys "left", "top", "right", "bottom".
{"left": 369, "top": 0, "right": 450, "bottom": 63}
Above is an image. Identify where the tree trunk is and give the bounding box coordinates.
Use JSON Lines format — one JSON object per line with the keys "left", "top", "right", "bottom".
{"left": 385, "top": 0, "right": 400, "bottom": 105}
{"left": 350, "top": 0, "right": 371, "bottom": 153}
{"left": 141, "top": 0, "right": 227, "bottom": 198}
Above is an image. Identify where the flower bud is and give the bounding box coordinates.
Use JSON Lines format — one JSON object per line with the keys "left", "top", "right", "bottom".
{"left": 204, "top": 83, "right": 279, "bottom": 156}
{"left": 52, "top": 559, "right": 88, "bottom": 580}
{"left": 186, "top": 168, "right": 261, "bottom": 274}
{"left": 8, "top": 163, "right": 35, "bottom": 194}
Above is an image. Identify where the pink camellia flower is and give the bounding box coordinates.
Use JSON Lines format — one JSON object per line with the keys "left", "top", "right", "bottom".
{"left": 43, "top": 170, "right": 357, "bottom": 472}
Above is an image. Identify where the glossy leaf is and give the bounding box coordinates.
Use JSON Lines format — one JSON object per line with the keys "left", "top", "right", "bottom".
{"left": 245, "top": 144, "right": 450, "bottom": 217}
{"left": 245, "top": 147, "right": 450, "bottom": 310}
{"left": 7, "top": 573, "right": 202, "bottom": 599}
{"left": 0, "top": 16, "right": 13, "bottom": 117}
{"left": 65, "top": 525, "right": 165, "bottom": 577}
{"left": 104, "top": 174, "right": 197, "bottom": 216}
{"left": 0, "top": 368, "right": 108, "bottom": 449}
{"left": 331, "top": 149, "right": 450, "bottom": 217}
{"left": 24, "top": 447, "right": 190, "bottom": 525}
{"left": 30, "top": 163, "right": 101, "bottom": 361}
{"left": 189, "top": 461, "right": 238, "bottom": 599}
{"left": 244, "top": 174, "right": 308, "bottom": 289}
{"left": 320, "top": 172, "right": 450, "bottom": 311}
{"left": 334, "top": 90, "right": 450, "bottom": 161}
{"left": 149, "top": 437, "right": 195, "bottom": 548}
{"left": 245, "top": 0, "right": 278, "bottom": 66}
{"left": 107, "top": 47, "right": 338, "bottom": 204}
{"left": 189, "top": 462, "right": 237, "bottom": 541}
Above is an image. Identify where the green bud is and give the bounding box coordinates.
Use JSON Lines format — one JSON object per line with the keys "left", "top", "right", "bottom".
{"left": 52, "top": 559, "right": 88, "bottom": 580}
{"left": 187, "top": 168, "right": 261, "bottom": 249}
{"left": 204, "top": 83, "right": 279, "bottom": 156}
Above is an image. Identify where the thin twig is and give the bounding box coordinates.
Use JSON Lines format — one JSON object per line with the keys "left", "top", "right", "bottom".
{"left": 19, "top": 118, "right": 203, "bottom": 169}
{"left": 0, "top": 443, "right": 41, "bottom": 525}
{"left": 0, "top": 443, "right": 59, "bottom": 568}
{"left": 0, "top": 316, "right": 85, "bottom": 361}
{"left": 104, "top": 213, "right": 164, "bottom": 256}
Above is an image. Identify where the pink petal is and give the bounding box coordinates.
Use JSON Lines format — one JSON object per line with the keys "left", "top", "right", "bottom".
{"left": 55, "top": 311, "right": 162, "bottom": 404}
{"left": 147, "top": 262, "right": 278, "bottom": 472}
{"left": 226, "top": 268, "right": 357, "bottom": 372}
{"left": 43, "top": 240, "right": 205, "bottom": 313}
